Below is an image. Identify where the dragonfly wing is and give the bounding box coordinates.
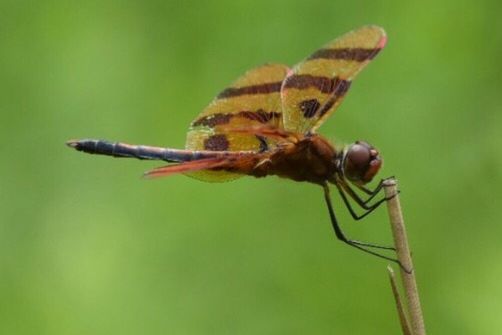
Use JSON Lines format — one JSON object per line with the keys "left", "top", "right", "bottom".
{"left": 281, "top": 25, "right": 387, "bottom": 133}
{"left": 185, "top": 63, "right": 290, "bottom": 182}
{"left": 144, "top": 157, "right": 230, "bottom": 179}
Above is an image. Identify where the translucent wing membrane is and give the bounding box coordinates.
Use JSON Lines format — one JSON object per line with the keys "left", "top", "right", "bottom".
{"left": 281, "top": 25, "right": 387, "bottom": 133}
{"left": 144, "top": 157, "right": 230, "bottom": 178}
{"left": 185, "top": 63, "right": 290, "bottom": 181}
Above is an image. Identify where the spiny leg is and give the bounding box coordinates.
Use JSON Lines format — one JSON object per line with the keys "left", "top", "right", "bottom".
{"left": 323, "top": 183, "right": 396, "bottom": 254}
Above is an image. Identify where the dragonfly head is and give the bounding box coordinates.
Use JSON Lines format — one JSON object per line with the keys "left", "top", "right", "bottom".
{"left": 341, "top": 141, "right": 382, "bottom": 185}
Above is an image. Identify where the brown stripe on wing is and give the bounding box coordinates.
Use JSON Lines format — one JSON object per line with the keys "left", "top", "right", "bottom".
{"left": 217, "top": 82, "right": 283, "bottom": 99}
{"left": 192, "top": 113, "right": 233, "bottom": 127}
{"left": 237, "top": 110, "right": 281, "bottom": 123}
{"left": 282, "top": 74, "right": 337, "bottom": 94}
{"left": 308, "top": 48, "right": 382, "bottom": 62}
{"left": 191, "top": 110, "right": 281, "bottom": 128}
{"left": 318, "top": 79, "right": 352, "bottom": 117}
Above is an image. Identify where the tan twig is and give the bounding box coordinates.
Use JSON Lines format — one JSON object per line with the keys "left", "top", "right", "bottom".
{"left": 383, "top": 178, "right": 426, "bottom": 335}
{"left": 388, "top": 266, "right": 412, "bottom": 335}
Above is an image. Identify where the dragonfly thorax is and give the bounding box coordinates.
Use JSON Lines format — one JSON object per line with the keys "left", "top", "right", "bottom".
{"left": 340, "top": 141, "right": 382, "bottom": 185}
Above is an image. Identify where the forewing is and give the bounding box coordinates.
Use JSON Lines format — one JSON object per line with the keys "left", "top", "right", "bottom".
{"left": 185, "top": 63, "right": 290, "bottom": 181}
{"left": 281, "top": 25, "right": 387, "bottom": 133}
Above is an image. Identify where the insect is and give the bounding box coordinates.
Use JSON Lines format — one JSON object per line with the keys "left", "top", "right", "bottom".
{"left": 68, "top": 25, "right": 397, "bottom": 263}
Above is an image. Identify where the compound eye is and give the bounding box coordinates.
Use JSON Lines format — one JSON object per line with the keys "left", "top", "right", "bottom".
{"left": 343, "top": 141, "right": 382, "bottom": 184}
{"left": 347, "top": 144, "right": 370, "bottom": 169}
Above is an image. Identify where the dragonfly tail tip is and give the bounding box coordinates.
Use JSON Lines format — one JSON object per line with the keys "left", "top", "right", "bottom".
{"left": 66, "top": 139, "right": 79, "bottom": 149}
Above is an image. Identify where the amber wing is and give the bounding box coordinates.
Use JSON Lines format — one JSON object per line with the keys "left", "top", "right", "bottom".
{"left": 281, "top": 25, "right": 387, "bottom": 134}
{"left": 185, "top": 63, "right": 290, "bottom": 181}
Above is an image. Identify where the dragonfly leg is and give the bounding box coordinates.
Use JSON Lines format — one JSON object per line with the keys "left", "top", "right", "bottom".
{"left": 323, "top": 184, "right": 396, "bottom": 255}
{"left": 339, "top": 178, "right": 398, "bottom": 210}
{"left": 335, "top": 183, "right": 389, "bottom": 221}
{"left": 355, "top": 176, "right": 396, "bottom": 205}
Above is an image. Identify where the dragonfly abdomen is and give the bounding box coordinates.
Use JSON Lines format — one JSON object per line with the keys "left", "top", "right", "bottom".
{"left": 66, "top": 139, "right": 219, "bottom": 162}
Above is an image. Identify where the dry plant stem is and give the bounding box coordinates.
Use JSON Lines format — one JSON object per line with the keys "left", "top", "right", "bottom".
{"left": 383, "top": 178, "right": 426, "bottom": 335}
{"left": 388, "top": 266, "right": 411, "bottom": 335}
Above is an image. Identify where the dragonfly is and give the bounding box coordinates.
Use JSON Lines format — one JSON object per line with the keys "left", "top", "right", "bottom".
{"left": 68, "top": 25, "right": 398, "bottom": 264}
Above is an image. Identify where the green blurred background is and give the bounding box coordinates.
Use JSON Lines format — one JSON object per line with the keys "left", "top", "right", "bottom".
{"left": 1, "top": 0, "right": 501, "bottom": 334}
